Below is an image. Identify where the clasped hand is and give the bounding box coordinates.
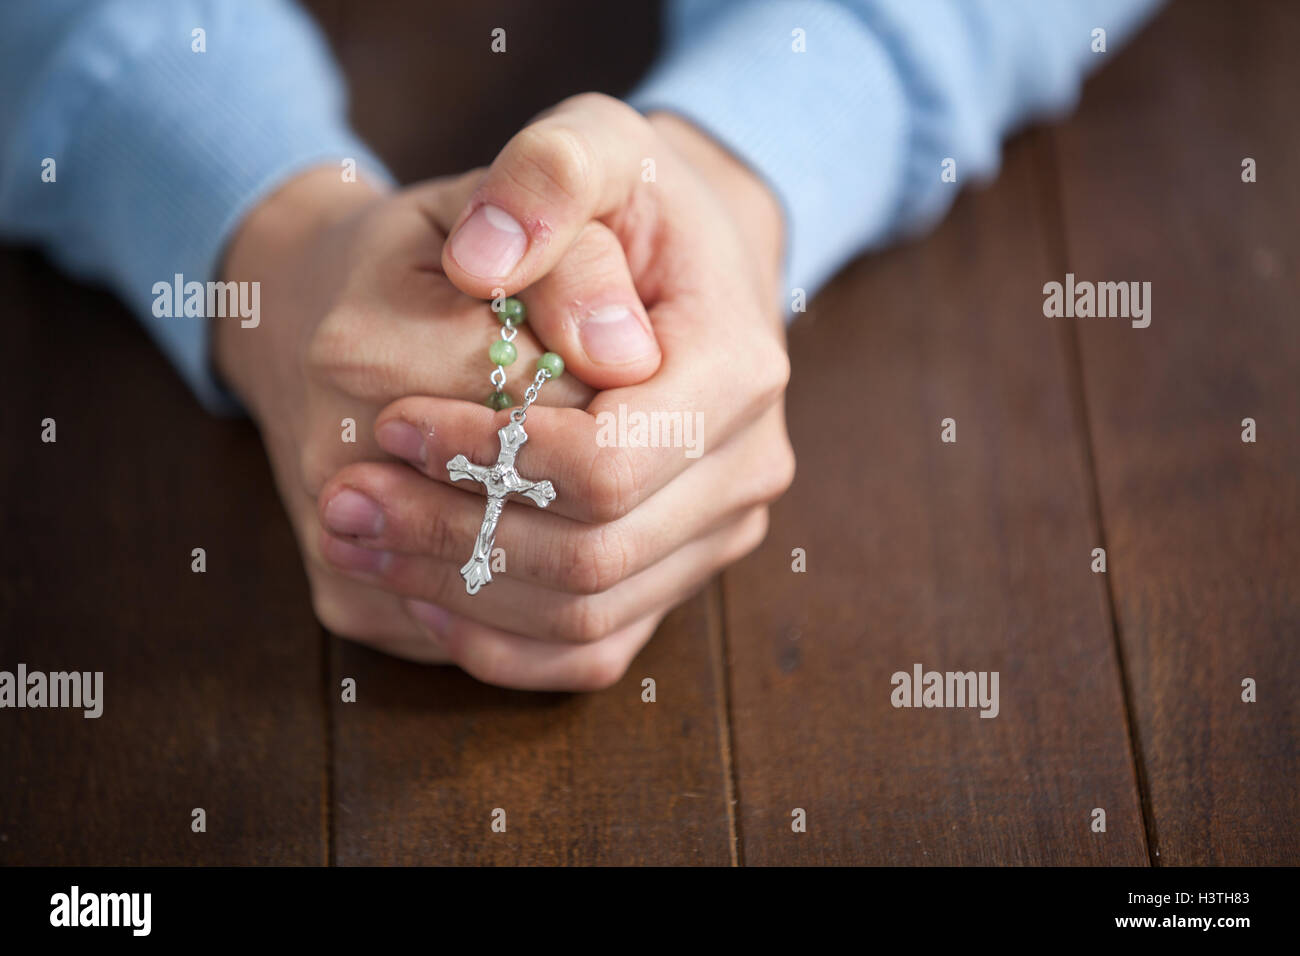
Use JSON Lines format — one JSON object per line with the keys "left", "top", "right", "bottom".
{"left": 215, "top": 95, "right": 795, "bottom": 691}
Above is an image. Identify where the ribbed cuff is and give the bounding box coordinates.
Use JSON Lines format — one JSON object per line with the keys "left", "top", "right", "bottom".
{"left": 10, "top": 0, "right": 392, "bottom": 413}
{"left": 628, "top": 0, "right": 909, "bottom": 302}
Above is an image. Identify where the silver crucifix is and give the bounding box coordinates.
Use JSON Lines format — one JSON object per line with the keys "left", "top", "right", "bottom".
{"left": 446, "top": 419, "right": 556, "bottom": 594}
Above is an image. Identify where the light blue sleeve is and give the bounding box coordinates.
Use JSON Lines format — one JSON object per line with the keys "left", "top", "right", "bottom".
{"left": 0, "top": 0, "right": 392, "bottom": 413}
{"left": 629, "top": 0, "right": 1165, "bottom": 301}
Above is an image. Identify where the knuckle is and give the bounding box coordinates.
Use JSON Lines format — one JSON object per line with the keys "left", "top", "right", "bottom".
{"left": 735, "top": 508, "right": 771, "bottom": 559}
{"left": 424, "top": 501, "right": 461, "bottom": 561}
{"left": 309, "top": 585, "right": 358, "bottom": 639}
{"left": 559, "top": 91, "right": 631, "bottom": 120}
{"left": 777, "top": 443, "right": 797, "bottom": 495}
{"left": 460, "top": 640, "right": 517, "bottom": 690}
{"left": 749, "top": 507, "right": 772, "bottom": 547}
{"left": 564, "top": 221, "right": 624, "bottom": 275}
{"left": 421, "top": 558, "right": 459, "bottom": 605}
{"left": 555, "top": 596, "right": 614, "bottom": 645}
{"left": 562, "top": 524, "right": 632, "bottom": 595}
{"left": 759, "top": 343, "right": 792, "bottom": 403}
{"left": 305, "top": 310, "right": 391, "bottom": 398}
{"left": 567, "top": 643, "right": 632, "bottom": 692}
{"left": 301, "top": 448, "right": 336, "bottom": 498}
{"left": 385, "top": 550, "right": 456, "bottom": 605}
{"left": 304, "top": 311, "right": 360, "bottom": 384}
{"left": 510, "top": 124, "right": 595, "bottom": 206}
{"left": 722, "top": 512, "right": 769, "bottom": 572}
{"left": 586, "top": 448, "right": 641, "bottom": 522}
{"left": 759, "top": 439, "right": 797, "bottom": 502}
{"left": 560, "top": 93, "right": 648, "bottom": 142}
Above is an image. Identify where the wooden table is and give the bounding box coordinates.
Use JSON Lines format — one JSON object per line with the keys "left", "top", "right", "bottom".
{"left": 1, "top": 0, "right": 1295, "bottom": 866}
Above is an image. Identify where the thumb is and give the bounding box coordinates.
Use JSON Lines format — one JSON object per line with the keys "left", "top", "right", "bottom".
{"left": 441, "top": 94, "right": 653, "bottom": 298}
{"left": 510, "top": 220, "right": 661, "bottom": 389}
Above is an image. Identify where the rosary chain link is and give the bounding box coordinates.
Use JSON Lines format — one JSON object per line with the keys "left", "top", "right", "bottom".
{"left": 489, "top": 317, "right": 517, "bottom": 394}
{"left": 510, "top": 369, "right": 551, "bottom": 424}
{"left": 488, "top": 311, "right": 551, "bottom": 420}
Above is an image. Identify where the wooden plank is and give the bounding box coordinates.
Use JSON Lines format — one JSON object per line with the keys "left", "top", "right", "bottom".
{"left": 0, "top": 257, "right": 326, "bottom": 864}
{"left": 322, "top": 0, "right": 734, "bottom": 866}
{"left": 720, "top": 137, "right": 1148, "bottom": 865}
{"left": 1053, "top": 0, "right": 1300, "bottom": 864}
{"left": 312, "top": 0, "right": 660, "bottom": 180}
{"left": 331, "top": 591, "right": 734, "bottom": 865}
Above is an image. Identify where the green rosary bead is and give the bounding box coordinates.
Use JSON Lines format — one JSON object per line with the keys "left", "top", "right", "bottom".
{"left": 489, "top": 340, "right": 518, "bottom": 366}
{"left": 537, "top": 352, "right": 564, "bottom": 378}
{"left": 487, "top": 390, "right": 513, "bottom": 411}
{"left": 495, "top": 297, "right": 527, "bottom": 325}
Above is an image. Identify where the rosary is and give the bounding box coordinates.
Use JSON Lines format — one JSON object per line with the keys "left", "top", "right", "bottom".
{"left": 445, "top": 296, "right": 564, "bottom": 595}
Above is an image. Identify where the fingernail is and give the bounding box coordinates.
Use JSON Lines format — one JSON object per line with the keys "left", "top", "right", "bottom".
{"left": 377, "top": 420, "right": 428, "bottom": 466}
{"left": 322, "top": 535, "right": 392, "bottom": 575}
{"left": 579, "top": 306, "right": 656, "bottom": 364}
{"left": 448, "top": 204, "right": 527, "bottom": 278}
{"left": 406, "top": 599, "right": 451, "bottom": 636}
{"left": 323, "top": 488, "right": 384, "bottom": 537}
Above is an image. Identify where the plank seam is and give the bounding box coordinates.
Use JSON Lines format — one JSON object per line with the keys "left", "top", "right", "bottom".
{"left": 321, "top": 628, "right": 336, "bottom": 867}
{"left": 1038, "top": 129, "right": 1161, "bottom": 866}
{"left": 708, "top": 577, "right": 744, "bottom": 866}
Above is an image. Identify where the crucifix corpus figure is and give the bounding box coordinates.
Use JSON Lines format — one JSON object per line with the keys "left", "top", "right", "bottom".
{"left": 446, "top": 419, "right": 556, "bottom": 594}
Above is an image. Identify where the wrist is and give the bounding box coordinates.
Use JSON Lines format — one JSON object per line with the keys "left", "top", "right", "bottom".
{"left": 223, "top": 166, "right": 386, "bottom": 272}
{"left": 213, "top": 167, "right": 386, "bottom": 406}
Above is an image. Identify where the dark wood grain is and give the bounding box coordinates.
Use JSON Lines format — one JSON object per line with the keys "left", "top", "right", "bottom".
{"left": 2, "top": 0, "right": 1294, "bottom": 868}
{"left": 330, "top": 589, "right": 734, "bottom": 865}
{"left": 0, "top": 255, "right": 326, "bottom": 865}
{"left": 311, "top": 0, "right": 737, "bottom": 866}
{"left": 718, "top": 136, "right": 1149, "bottom": 866}
{"left": 1051, "top": 0, "right": 1300, "bottom": 865}
{"left": 308, "top": 0, "right": 660, "bottom": 180}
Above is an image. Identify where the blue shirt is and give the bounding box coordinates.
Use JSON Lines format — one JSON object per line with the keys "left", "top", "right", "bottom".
{"left": 0, "top": 0, "right": 1163, "bottom": 413}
